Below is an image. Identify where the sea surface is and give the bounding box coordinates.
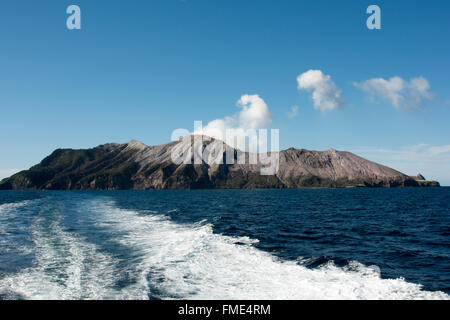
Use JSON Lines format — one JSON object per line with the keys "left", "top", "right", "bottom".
{"left": 0, "top": 188, "right": 449, "bottom": 300}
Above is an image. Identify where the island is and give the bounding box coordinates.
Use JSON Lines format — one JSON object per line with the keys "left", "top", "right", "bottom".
{"left": 0, "top": 136, "right": 440, "bottom": 190}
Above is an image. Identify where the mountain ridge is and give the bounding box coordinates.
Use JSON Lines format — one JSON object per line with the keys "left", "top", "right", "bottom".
{"left": 0, "top": 136, "right": 440, "bottom": 190}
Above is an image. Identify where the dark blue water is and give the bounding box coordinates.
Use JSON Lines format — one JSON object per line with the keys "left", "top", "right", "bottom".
{"left": 0, "top": 189, "right": 448, "bottom": 300}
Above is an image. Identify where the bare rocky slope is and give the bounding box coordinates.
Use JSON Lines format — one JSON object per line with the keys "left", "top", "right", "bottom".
{"left": 0, "top": 136, "right": 437, "bottom": 190}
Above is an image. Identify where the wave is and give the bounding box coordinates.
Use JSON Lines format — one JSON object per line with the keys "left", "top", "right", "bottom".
{"left": 85, "top": 200, "right": 449, "bottom": 300}
{"left": 0, "top": 200, "right": 36, "bottom": 255}
{"left": 0, "top": 201, "right": 148, "bottom": 300}
{"left": 0, "top": 198, "right": 448, "bottom": 300}
{"left": 0, "top": 200, "right": 32, "bottom": 213}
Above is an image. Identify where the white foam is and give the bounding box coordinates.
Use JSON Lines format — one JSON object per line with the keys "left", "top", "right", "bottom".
{"left": 0, "top": 200, "right": 31, "bottom": 213}
{"left": 1, "top": 198, "right": 448, "bottom": 300}
{"left": 86, "top": 200, "right": 449, "bottom": 300}
{"left": 0, "top": 202, "right": 148, "bottom": 300}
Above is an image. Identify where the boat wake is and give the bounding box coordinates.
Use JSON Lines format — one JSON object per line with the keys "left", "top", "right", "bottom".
{"left": 0, "top": 198, "right": 448, "bottom": 300}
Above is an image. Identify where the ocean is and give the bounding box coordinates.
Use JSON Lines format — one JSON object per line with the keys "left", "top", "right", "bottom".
{"left": 0, "top": 189, "right": 448, "bottom": 300}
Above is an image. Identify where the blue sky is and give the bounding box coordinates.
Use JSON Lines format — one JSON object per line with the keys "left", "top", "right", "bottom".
{"left": 1, "top": 0, "right": 450, "bottom": 184}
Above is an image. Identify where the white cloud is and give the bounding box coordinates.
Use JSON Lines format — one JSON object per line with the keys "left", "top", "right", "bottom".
{"left": 196, "top": 94, "right": 273, "bottom": 150}
{"left": 287, "top": 105, "right": 299, "bottom": 119}
{"left": 236, "top": 94, "right": 272, "bottom": 130}
{"left": 350, "top": 144, "right": 450, "bottom": 186}
{"left": 354, "top": 76, "right": 434, "bottom": 109}
{"left": 0, "top": 169, "right": 22, "bottom": 180}
{"left": 297, "top": 70, "right": 343, "bottom": 112}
